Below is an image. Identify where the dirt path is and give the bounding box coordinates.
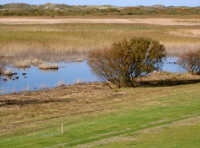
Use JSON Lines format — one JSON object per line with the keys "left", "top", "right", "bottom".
{"left": 0, "top": 18, "right": 200, "bottom": 26}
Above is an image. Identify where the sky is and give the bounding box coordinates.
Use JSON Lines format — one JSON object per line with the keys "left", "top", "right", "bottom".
{"left": 0, "top": 0, "right": 199, "bottom": 7}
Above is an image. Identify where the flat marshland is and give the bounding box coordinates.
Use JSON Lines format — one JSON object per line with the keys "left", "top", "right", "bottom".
{"left": 0, "top": 17, "right": 200, "bottom": 65}
{"left": 1, "top": 17, "right": 200, "bottom": 147}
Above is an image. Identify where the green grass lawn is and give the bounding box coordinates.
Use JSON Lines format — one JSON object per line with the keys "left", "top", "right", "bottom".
{"left": 1, "top": 82, "right": 200, "bottom": 148}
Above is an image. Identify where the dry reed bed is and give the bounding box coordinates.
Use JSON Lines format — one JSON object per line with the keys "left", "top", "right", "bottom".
{"left": 0, "top": 23, "right": 199, "bottom": 64}
{"left": 0, "top": 18, "right": 200, "bottom": 26}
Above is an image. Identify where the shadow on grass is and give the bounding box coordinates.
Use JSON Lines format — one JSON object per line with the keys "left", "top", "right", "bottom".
{"left": 0, "top": 98, "right": 74, "bottom": 107}
{"left": 138, "top": 79, "right": 200, "bottom": 87}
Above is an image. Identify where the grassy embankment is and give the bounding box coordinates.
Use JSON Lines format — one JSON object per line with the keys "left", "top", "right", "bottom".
{"left": 0, "top": 75, "right": 200, "bottom": 148}
{"left": 0, "top": 21, "right": 200, "bottom": 65}
{"left": 1, "top": 73, "right": 200, "bottom": 147}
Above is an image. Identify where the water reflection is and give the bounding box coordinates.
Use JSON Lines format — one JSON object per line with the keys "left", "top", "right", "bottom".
{"left": 0, "top": 57, "right": 187, "bottom": 95}
{"left": 161, "top": 56, "right": 187, "bottom": 73}
{"left": 0, "top": 61, "right": 99, "bottom": 94}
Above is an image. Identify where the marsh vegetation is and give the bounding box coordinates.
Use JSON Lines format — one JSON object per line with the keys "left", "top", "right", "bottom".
{"left": 0, "top": 17, "right": 199, "bottom": 93}
{"left": 0, "top": 14, "right": 200, "bottom": 147}
{"left": 0, "top": 22, "right": 200, "bottom": 65}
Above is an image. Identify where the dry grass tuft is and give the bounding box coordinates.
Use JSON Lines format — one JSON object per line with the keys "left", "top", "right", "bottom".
{"left": 13, "top": 60, "right": 32, "bottom": 69}
{"left": 13, "top": 59, "right": 44, "bottom": 69}
{"left": 136, "top": 72, "right": 200, "bottom": 86}
{"left": 39, "top": 63, "right": 59, "bottom": 70}
{"left": 138, "top": 72, "right": 200, "bottom": 81}
{"left": 165, "top": 43, "right": 200, "bottom": 56}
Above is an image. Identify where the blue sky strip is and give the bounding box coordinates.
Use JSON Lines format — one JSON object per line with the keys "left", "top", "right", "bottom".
{"left": 0, "top": 0, "right": 200, "bottom": 6}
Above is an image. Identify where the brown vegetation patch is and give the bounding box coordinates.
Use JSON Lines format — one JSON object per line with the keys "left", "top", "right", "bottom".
{"left": 165, "top": 43, "right": 200, "bottom": 56}
{"left": 39, "top": 63, "right": 59, "bottom": 70}
{"left": 169, "top": 29, "right": 200, "bottom": 38}
{"left": 13, "top": 60, "right": 32, "bottom": 69}
{"left": 136, "top": 72, "right": 200, "bottom": 86}
{"left": 0, "top": 73, "right": 200, "bottom": 136}
{"left": 170, "top": 116, "right": 200, "bottom": 127}
{"left": 0, "top": 82, "right": 126, "bottom": 135}
{"left": 0, "top": 18, "right": 200, "bottom": 26}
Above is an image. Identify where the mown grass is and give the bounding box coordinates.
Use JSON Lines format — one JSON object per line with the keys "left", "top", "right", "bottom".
{"left": 1, "top": 81, "right": 200, "bottom": 147}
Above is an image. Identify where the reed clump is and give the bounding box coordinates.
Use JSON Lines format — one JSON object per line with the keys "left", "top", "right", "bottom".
{"left": 39, "top": 63, "right": 59, "bottom": 70}
{"left": 13, "top": 60, "right": 32, "bottom": 69}
{"left": 3, "top": 69, "right": 17, "bottom": 77}
{"left": 13, "top": 59, "right": 44, "bottom": 69}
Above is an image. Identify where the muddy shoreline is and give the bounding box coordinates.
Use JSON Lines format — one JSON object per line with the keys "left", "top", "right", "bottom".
{"left": 1, "top": 71, "right": 200, "bottom": 97}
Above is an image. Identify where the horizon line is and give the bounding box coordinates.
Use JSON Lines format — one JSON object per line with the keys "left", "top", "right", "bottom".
{"left": 0, "top": 2, "right": 200, "bottom": 7}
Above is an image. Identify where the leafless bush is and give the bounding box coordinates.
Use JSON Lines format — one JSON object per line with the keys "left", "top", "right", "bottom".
{"left": 179, "top": 49, "right": 200, "bottom": 74}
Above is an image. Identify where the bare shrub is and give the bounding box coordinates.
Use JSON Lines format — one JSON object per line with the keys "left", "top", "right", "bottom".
{"left": 88, "top": 38, "right": 166, "bottom": 88}
{"left": 179, "top": 49, "right": 200, "bottom": 74}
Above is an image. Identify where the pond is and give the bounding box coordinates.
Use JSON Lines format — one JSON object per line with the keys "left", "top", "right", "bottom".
{"left": 0, "top": 61, "right": 99, "bottom": 94}
{"left": 0, "top": 57, "right": 187, "bottom": 95}
{"left": 161, "top": 56, "right": 187, "bottom": 73}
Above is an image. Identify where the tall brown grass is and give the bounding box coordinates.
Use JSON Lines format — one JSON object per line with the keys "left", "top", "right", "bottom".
{"left": 0, "top": 23, "right": 199, "bottom": 64}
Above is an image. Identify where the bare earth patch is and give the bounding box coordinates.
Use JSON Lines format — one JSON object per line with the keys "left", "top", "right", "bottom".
{"left": 170, "top": 116, "right": 200, "bottom": 127}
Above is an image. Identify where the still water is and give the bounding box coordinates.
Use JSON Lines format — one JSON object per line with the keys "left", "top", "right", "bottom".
{"left": 0, "top": 61, "right": 98, "bottom": 94}
{"left": 161, "top": 56, "right": 187, "bottom": 73}
{"left": 0, "top": 57, "right": 187, "bottom": 94}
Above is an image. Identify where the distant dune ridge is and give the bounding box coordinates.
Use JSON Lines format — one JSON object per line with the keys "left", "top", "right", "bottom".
{"left": 0, "top": 3, "right": 200, "bottom": 16}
